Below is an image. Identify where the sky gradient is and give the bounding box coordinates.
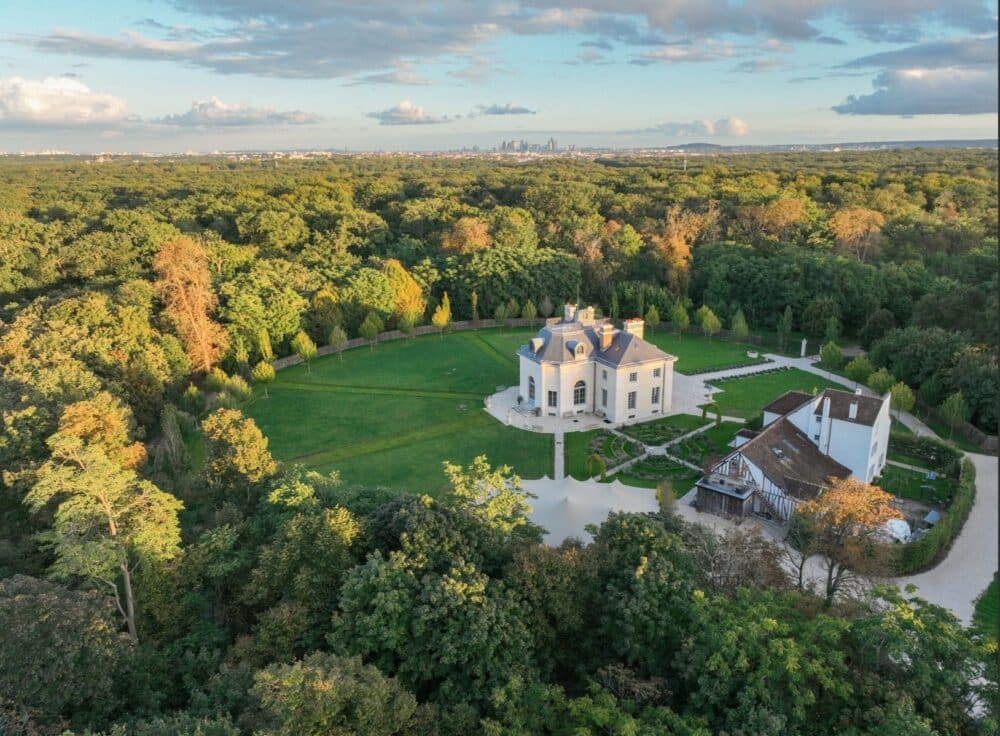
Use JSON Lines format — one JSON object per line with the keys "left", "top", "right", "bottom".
{"left": 1, "top": 1, "right": 997, "bottom": 152}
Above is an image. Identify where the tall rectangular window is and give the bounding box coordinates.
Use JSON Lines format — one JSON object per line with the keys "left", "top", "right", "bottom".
{"left": 629, "top": 372, "right": 637, "bottom": 382}
{"left": 627, "top": 391, "right": 636, "bottom": 409}
{"left": 653, "top": 367, "right": 661, "bottom": 378}
{"left": 651, "top": 386, "right": 660, "bottom": 404}
{"left": 602, "top": 369, "right": 607, "bottom": 380}
{"left": 601, "top": 388, "right": 607, "bottom": 408}
{"left": 547, "top": 390, "right": 557, "bottom": 408}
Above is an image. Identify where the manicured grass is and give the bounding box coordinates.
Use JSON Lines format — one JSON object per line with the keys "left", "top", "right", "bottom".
{"left": 875, "top": 465, "right": 957, "bottom": 507}
{"left": 706, "top": 369, "right": 843, "bottom": 418}
{"left": 313, "top": 418, "right": 553, "bottom": 493}
{"left": 244, "top": 328, "right": 551, "bottom": 497}
{"left": 565, "top": 430, "right": 602, "bottom": 480}
{"left": 620, "top": 413, "right": 709, "bottom": 445}
{"left": 891, "top": 418, "right": 913, "bottom": 435}
{"left": 973, "top": 574, "right": 998, "bottom": 640}
{"left": 645, "top": 331, "right": 767, "bottom": 375}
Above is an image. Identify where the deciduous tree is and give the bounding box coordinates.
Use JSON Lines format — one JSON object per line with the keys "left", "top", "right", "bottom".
{"left": 890, "top": 381, "right": 915, "bottom": 420}
{"left": 794, "top": 477, "right": 901, "bottom": 607}
{"left": 443, "top": 455, "right": 536, "bottom": 538}
{"left": 940, "top": 391, "right": 969, "bottom": 440}
{"left": 252, "top": 360, "right": 276, "bottom": 398}
{"left": 670, "top": 303, "right": 689, "bottom": 336}
{"left": 844, "top": 355, "right": 873, "bottom": 387}
{"left": 153, "top": 237, "right": 229, "bottom": 373}
{"left": 729, "top": 308, "right": 748, "bottom": 341}
{"left": 327, "top": 325, "right": 347, "bottom": 359}
{"left": 830, "top": 207, "right": 885, "bottom": 263}
{"left": 695, "top": 305, "right": 721, "bottom": 342}
{"left": 26, "top": 400, "right": 183, "bottom": 640}
{"left": 290, "top": 331, "right": 317, "bottom": 372}
{"left": 431, "top": 292, "right": 451, "bottom": 336}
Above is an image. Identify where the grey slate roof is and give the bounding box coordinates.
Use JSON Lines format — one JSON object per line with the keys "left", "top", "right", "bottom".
{"left": 518, "top": 319, "right": 674, "bottom": 367}
{"left": 732, "top": 418, "right": 851, "bottom": 497}
{"left": 814, "top": 389, "right": 885, "bottom": 427}
{"left": 762, "top": 391, "right": 812, "bottom": 416}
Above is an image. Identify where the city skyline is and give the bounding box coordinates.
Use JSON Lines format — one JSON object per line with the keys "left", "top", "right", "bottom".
{"left": 0, "top": 1, "right": 997, "bottom": 152}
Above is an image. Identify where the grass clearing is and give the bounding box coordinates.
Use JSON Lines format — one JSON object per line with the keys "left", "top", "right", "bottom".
{"left": 645, "top": 331, "right": 767, "bottom": 374}
{"left": 875, "top": 465, "right": 957, "bottom": 507}
{"left": 706, "top": 369, "right": 842, "bottom": 418}
{"left": 244, "top": 328, "right": 551, "bottom": 497}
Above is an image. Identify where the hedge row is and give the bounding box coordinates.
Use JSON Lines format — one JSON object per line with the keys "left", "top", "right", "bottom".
{"left": 893, "top": 457, "right": 976, "bottom": 574}
{"left": 889, "top": 432, "right": 962, "bottom": 477}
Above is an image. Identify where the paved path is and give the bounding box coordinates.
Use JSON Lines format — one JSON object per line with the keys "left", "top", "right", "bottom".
{"left": 887, "top": 459, "right": 933, "bottom": 474}
{"left": 896, "top": 451, "right": 998, "bottom": 624}
{"left": 553, "top": 430, "right": 565, "bottom": 480}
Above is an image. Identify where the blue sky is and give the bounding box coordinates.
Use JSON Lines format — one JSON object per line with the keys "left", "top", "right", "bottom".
{"left": 0, "top": 1, "right": 996, "bottom": 152}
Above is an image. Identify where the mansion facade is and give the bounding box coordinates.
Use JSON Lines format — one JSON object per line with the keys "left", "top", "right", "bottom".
{"left": 517, "top": 304, "right": 676, "bottom": 424}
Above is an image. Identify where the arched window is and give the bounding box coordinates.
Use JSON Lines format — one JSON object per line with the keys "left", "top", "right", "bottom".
{"left": 528, "top": 376, "right": 535, "bottom": 401}
{"left": 573, "top": 380, "right": 586, "bottom": 405}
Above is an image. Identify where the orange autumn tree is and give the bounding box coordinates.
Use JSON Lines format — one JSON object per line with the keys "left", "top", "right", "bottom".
{"left": 829, "top": 207, "right": 885, "bottom": 263}
{"left": 794, "top": 476, "right": 901, "bottom": 608}
{"left": 154, "top": 237, "right": 229, "bottom": 373}
{"left": 441, "top": 216, "right": 492, "bottom": 254}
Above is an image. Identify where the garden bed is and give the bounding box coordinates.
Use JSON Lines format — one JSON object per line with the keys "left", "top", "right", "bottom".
{"left": 619, "top": 413, "right": 707, "bottom": 445}
{"left": 670, "top": 421, "right": 743, "bottom": 468}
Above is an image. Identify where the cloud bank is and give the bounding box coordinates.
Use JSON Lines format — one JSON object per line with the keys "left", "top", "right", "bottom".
{"left": 0, "top": 76, "right": 128, "bottom": 126}
{"left": 155, "top": 97, "right": 319, "bottom": 126}
{"left": 834, "top": 34, "right": 998, "bottom": 115}
{"left": 645, "top": 117, "right": 750, "bottom": 137}
{"left": 366, "top": 100, "right": 452, "bottom": 125}
{"left": 477, "top": 103, "right": 535, "bottom": 115}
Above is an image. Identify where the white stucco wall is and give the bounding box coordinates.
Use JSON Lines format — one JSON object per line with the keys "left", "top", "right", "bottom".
{"left": 606, "top": 358, "right": 670, "bottom": 424}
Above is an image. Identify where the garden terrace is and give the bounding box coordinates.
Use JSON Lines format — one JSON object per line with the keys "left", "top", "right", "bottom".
{"left": 618, "top": 413, "right": 708, "bottom": 445}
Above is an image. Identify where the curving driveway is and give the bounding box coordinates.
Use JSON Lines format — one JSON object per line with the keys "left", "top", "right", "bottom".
{"left": 531, "top": 352, "right": 998, "bottom": 624}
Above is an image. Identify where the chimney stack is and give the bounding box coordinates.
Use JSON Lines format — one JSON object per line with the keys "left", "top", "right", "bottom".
{"left": 563, "top": 303, "right": 577, "bottom": 322}
{"left": 848, "top": 400, "right": 858, "bottom": 420}
{"left": 599, "top": 322, "right": 614, "bottom": 350}
{"left": 623, "top": 317, "right": 644, "bottom": 341}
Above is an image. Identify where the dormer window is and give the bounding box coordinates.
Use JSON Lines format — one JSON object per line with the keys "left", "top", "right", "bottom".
{"left": 575, "top": 344, "right": 584, "bottom": 358}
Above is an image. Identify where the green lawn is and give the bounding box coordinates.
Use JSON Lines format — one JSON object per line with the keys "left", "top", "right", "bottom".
{"left": 565, "top": 430, "right": 602, "bottom": 480}
{"left": 706, "top": 369, "right": 843, "bottom": 418}
{"left": 874, "top": 465, "right": 957, "bottom": 507}
{"left": 244, "top": 328, "right": 552, "bottom": 495}
{"left": 973, "top": 574, "right": 998, "bottom": 640}
{"left": 619, "top": 413, "right": 709, "bottom": 445}
{"left": 645, "top": 331, "right": 767, "bottom": 375}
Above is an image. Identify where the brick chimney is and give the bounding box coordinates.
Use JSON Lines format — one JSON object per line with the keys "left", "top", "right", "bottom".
{"left": 623, "top": 317, "right": 644, "bottom": 341}
{"left": 598, "top": 322, "right": 614, "bottom": 350}
{"left": 563, "top": 303, "right": 577, "bottom": 322}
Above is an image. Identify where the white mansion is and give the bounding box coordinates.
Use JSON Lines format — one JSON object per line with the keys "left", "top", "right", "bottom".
{"left": 517, "top": 304, "right": 676, "bottom": 424}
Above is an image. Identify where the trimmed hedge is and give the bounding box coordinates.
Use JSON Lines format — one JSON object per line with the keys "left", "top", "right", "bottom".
{"left": 894, "top": 458, "right": 976, "bottom": 574}
{"left": 889, "top": 432, "right": 962, "bottom": 477}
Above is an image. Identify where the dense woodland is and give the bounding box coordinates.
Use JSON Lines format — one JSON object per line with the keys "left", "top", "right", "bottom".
{"left": 0, "top": 151, "right": 996, "bottom": 735}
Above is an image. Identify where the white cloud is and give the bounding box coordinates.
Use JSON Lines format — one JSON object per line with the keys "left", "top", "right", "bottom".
{"left": 0, "top": 76, "right": 128, "bottom": 126}
{"left": 833, "top": 67, "right": 998, "bottom": 115}
{"left": 366, "top": 99, "right": 452, "bottom": 125}
{"left": 477, "top": 103, "right": 535, "bottom": 115}
{"left": 834, "top": 35, "right": 998, "bottom": 115}
{"left": 645, "top": 117, "right": 750, "bottom": 137}
{"left": 155, "top": 97, "right": 319, "bottom": 126}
